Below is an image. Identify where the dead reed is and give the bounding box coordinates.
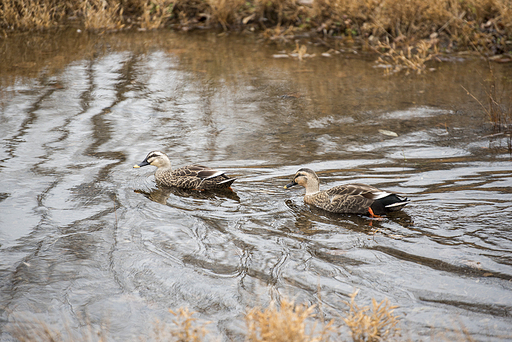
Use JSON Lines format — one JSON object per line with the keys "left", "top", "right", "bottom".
{"left": 343, "top": 289, "right": 401, "bottom": 342}
{"left": 462, "top": 63, "right": 512, "bottom": 151}
{"left": 153, "top": 307, "right": 210, "bottom": 341}
{"left": 139, "top": 0, "right": 174, "bottom": 30}
{"left": 374, "top": 39, "right": 438, "bottom": 74}
{"left": 0, "top": 0, "right": 64, "bottom": 30}
{"left": 245, "top": 298, "right": 335, "bottom": 342}
{"left": 1, "top": 0, "right": 511, "bottom": 54}
{"left": 206, "top": 0, "right": 246, "bottom": 31}
{"left": 481, "top": 66, "right": 512, "bottom": 135}
{"left": 6, "top": 293, "right": 494, "bottom": 341}
{"left": 82, "top": 0, "right": 124, "bottom": 30}
{"left": 6, "top": 313, "right": 108, "bottom": 342}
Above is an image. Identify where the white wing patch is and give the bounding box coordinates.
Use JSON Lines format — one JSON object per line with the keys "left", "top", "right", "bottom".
{"left": 385, "top": 201, "right": 407, "bottom": 208}
{"left": 372, "top": 191, "right": 391, "bottom": 200}
{"left": 204, "top": 170, "right": 225, "bottom": 179}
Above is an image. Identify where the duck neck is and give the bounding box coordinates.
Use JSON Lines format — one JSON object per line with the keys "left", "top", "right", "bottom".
{"left": 154, "top": 160, "right": 172, "bottom": 175}
{"left": 304, "top": 182, "right": 320, "bottom": 196}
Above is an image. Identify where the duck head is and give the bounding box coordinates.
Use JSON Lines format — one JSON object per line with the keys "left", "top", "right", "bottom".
{"left": 284, "top": 168, "right": 320, "bottom": 194}
{"left": 133, "top": 151, "right": 171, "bottom": 169}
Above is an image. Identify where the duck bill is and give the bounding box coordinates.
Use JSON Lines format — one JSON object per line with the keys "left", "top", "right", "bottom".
{"left": 283, "top": 181, "right": 297, "bottom": 189}
{"left": 133, "top": 160, "right": 150, "bottom": 168}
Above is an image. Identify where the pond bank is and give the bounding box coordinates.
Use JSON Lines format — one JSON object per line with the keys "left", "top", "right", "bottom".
{"left": 2, "top": 0, "right": 512, "bottom": 57}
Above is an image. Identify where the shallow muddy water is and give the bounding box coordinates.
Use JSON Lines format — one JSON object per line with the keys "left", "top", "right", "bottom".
{"left": 1, "top": 30, "right": 512, "bottom": 341}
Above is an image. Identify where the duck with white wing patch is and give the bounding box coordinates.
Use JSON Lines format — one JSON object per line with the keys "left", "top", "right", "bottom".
{"left": 284, "top": 168, "right": 408, "bottom": 217}
{"left": 134, "top": 151, "right": 236, "bottom": 191}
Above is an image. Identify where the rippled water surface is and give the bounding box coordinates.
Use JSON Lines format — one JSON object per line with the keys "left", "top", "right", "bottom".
{"left": 1, "top": 30, "right": 511, "bottom": 341}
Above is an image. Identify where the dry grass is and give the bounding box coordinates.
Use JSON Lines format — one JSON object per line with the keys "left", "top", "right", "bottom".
{"left": 206, "top": 0, "right": 246, "bottom": 31}
{"left": 6, "top": 293, "right": 496, "bottom": 342}
{"left": 0, "top": 0, "right": 64, "bottom": 30}
{"left": 82, "top": 0, "right": 124, "bottom": 30}
{"left": 343, "top": 290, "right": 401, "bottom": 342}
{"left": 1, "top": 0, "right": 510, "bottom": 54}
{"left": 153, "top": 307, "right": 210, "bottom": 341}
{"left": 140, "top": 0, "right": 174, "bottom": 30}
{"left": 374, "top": 39, "right": 438, "bottom": 74}
{"left": 7, "top": 308, "right": 210, "bottom": 342}
{"left": 462, "top": 63, "right": 512, "bottom": 151}
{"left": 6, "top": 314, "right": 108, "bottom": 342}
{"left": 262, "top": 25, "right": 299, "bottom": 42}
{"left": 482, "top": 67, "right": 511, "bottom": 135}
{"left": 253, "top": 0, "right": 308, "bottom": 28}
{"left": 245, "top": 298, "right": 335, "bottom": 342}
{"left": 312, "top": 0, "right": 512, "bottom": 50}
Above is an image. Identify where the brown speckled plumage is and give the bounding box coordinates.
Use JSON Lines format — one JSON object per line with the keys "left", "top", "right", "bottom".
{"left": 284, "top": 168, "right": 408, "bottom": 215}
{"left": 134, "top": 151, "right": 236, "bottom": 190}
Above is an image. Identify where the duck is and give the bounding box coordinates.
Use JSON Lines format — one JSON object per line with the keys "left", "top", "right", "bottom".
{"left": 133, "top": 151, "right": 236, "bottom": 190}
{"left": 284, "top": 168, "right": 409, "bottom": 216}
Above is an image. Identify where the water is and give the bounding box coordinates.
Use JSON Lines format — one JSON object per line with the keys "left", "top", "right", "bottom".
{"left": 1, "top": 29, "right": 511, "bottom": 341}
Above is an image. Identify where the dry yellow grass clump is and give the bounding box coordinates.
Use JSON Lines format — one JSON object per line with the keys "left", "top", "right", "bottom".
{"left": 153, "top": 307, "right": 210, "bottom": 341}
{"left": 343, "top": 290, "right": 401, "bottom": 342}
{"left": 245, "top": 298, "right": 335, "bottom": 342}
{"left": 81, "top": 0, "right": 124, "bottom": 30}
{"left": 374, "top": 39, "right": 438, "bottom": 74}
{"left": 245, "top": 292, "right": 401, "bottom": 342}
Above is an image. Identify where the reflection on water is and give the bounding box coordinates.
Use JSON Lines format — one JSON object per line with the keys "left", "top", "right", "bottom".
{"left": 135, "top": 185, "right": 241, "bottom": 205}
{"left": 1, "top": 30, "right": 512, "bottom": 341}
{"left": 284, "top": 198, "right": 414, "bottom": 234}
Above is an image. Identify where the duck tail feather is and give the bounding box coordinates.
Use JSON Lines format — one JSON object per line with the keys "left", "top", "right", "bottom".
{"left": 375, "top": 194, "right": 409, "bottom": 213}
{"left": 219, "top": 178, "right": 236, "bottom": 187}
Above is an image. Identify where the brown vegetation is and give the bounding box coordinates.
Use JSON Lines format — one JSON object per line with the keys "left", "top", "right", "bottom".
{"left": 6, "top": 292, "right": 403, "bottom": 342}
{"left": 343, "top": 289, "right": 400, "bottom": 342}
{"left": 1, "top": 0, "right": 511, "bottom": 55}
{"left": 245, "top": 298, "right": 335, "bottom": 342}
{"left": 7, "top": 314, "right": 108, "bottom": 342}
{"left": 374, "top": 39, "right": 438, "bottom": 74}
{"left": 463, "top": 63, "right": 512, "bottom": 152}
{"left": 153, "top": 307, "right": 210, "bottom": 341}
{"left": 6, "top": 290, "right": 499, "bottom": 341}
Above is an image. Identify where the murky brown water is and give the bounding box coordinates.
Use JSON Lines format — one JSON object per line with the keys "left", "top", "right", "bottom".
{"left": 1, "top": 29, "right": 512, "bottom": 341}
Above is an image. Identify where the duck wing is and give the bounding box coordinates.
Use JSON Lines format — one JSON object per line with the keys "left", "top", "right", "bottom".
{"left": 341, "top": 183, "right": 394, "bottom": 199}
{"left": 172, "top": 165, "right": 235, "bottom": 190}
{"left": 172, "top": 165, "right": 224, "bottom": 179}
{"left": 320, "top": 184, "right": 407, "bottom": 214}
{"left": 197, "top": 168, "right": 228, "bottom": 180}
{"left": 335, "top": 183, "right": 409, "bottom": 214}
{"left": 319, "top": 185, "right": 374, "bottom": 214}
